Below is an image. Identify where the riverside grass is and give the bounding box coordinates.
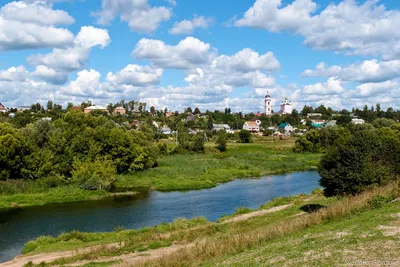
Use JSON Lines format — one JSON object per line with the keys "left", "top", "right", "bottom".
{"left": 0, "top": 137, "right": 321, "bottom": 210}
{"left": 19, "top": 182, "right": 399, "bottom": 267}
{"left": 117, "top": 138, "right": 321, "bottom": 191}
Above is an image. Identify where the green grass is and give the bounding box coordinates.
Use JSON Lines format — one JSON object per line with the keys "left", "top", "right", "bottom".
{"left": 117, "top": 138, "right": 321, "bottom": 191}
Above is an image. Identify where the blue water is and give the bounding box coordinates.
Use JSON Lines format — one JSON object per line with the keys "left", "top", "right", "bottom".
{"left": 0, "top": 171, "right": 320, "bottom": 263}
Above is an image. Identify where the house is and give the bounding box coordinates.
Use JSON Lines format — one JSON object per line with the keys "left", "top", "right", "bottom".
{"left": 152, "top": 121, "right": 159, "bottom": 128}
{"left": 186, "top": 113, "right": 195, "bottom": 122}
{"left": 160, "top": 126, "right": 173, "bottom": 135}
{"left": 41, "top": 117, "right": 52, "bottom": 121}
{"left": 307, "top": 113, "right": 322, "bottom": 118}
{"left": 213, "top": 124, "right": 234, "bottom": 133}
{"left": 113, "top": 106, "right": 126, "bottom": 115}
{"left": 325, "top": 120, "right": 337, "bottom": 127}
{"left": 71, "top": 106, "right": 81, "bottom": 111}
{"left": 9, "top": 113, "right": 15, "bottom": 118}
{"left": 243, "top": 121, "right": 261, "bottom": 132}
{"left": 278, "top": 123, "right": 294, "bottom": 135}
{"left": 84, "top": 106, "right": 108, "bottom": 114}
{"left": 165, "top": 111, "right": 174, "bottom": 117}
{"left": 351, "top": 118, "right": 365, "bottom": 124}
{"left": 0, "top": 103, "right": 6, "bottom": 112}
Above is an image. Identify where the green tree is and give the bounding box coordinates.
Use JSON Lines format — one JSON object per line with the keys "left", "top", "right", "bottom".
{"left": 216, "top": 131, "right": 227, "bottom": 152}
{"left": 238, "top": 130, "right": 252, "bottom": 143}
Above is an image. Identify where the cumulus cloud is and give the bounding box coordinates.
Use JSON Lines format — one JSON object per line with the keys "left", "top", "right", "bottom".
{"left": 303, "top": 60, "right": 400, "bottom": 83}
{"left": 235, "top": 0, "right": 400, "bottom": 59}
{"left": 133, "top": 37, "right": 216, "bottom": 69}
{"left": 27, "top": 26, "right": 111, "bottom": 72}
{"left": 213, "top": 48, "right": 280, "bottom": 72}
{"left": 170, "top": 15, "right": 214, "bottom": 35}
{"left": 94, "top": 0, "right": 172, "bottom": 33}
{"left": 106, "top": 65, "right": 163, "bottom": 87}
{"left": 0, "top": 1, "right": 75, "bottom": 51}
{"left": 302, "top": 77, "right": 345, "bottom": 95}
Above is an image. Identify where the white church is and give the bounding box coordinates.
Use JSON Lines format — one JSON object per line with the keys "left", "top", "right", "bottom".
{"left": 264, "top": 92, "right": 293, "bottom": 115}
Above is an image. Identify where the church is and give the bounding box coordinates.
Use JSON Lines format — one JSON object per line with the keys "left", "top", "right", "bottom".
{"left": 264, "top": 93, "right": 293, "bottom": 116}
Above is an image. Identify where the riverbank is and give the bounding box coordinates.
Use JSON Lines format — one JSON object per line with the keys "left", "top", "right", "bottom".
{"left": 6, "top": 182, "right": 399, "bottom": 266}
{"left": 0, "top": 138, "right": 321, "bottom": 210}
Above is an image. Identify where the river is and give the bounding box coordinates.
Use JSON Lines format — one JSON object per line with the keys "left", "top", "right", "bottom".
{"left": 0, "top": 171, "right": 320, "bottom": 262}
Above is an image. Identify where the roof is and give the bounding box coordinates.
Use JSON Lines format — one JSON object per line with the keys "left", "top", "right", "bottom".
{"left": 245, "top": 121, "right": 259, "bottom": 127}
{"left": 311, "top": 123, "right": 323, "bottom": 128}
{"left": 114, "top": 107, "right": 125, "bottom": 110}
{"left": 278, "top": 123, "right": 289, "bottom": 128}
{"left": 84, "top": 106, "right": 107, "bottom": 110}
{"left": 213, "top": 124, "right": 230, "bottom": 129}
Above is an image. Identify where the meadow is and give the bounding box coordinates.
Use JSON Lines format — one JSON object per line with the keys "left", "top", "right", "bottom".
{"left": 0, "top": 137, "right": 321, "bottom": 210}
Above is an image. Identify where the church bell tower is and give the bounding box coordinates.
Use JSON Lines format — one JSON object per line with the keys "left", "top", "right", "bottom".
{"left": 265, "top": 92, "right": 272, "bottom": 116}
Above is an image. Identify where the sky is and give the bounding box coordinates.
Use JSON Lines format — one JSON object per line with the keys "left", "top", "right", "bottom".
{"left": 1, "top": 0, "right": 400, "bottom": 112}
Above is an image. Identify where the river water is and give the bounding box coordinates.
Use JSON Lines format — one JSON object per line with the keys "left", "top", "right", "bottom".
{"left": 0, "top": 171, "right": 320, "bottom": 262}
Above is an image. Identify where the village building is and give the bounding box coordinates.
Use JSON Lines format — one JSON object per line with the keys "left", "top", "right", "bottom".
{"left": 113, "top": 106, "right": 126, "bottom": 115}
{"left": 0, "top": 103, "right": 6, "bottom": 112}
{"left": 278, "top": 123, "right": 294, "bottom": 135}
{"left": 264, "top": 92, "right": 272, "bottom": 115}
{"left": 243, "top": 120, "right": 261, "bottom": 132}
{"left": 84, "top": 106, "right": 108, "bottom": 114}
{"left": 213, "top": 124, "right": 234, "bottom": 134}
{"left": 280, "top": 97, "right": 293, "bottom": 115}
{"left": 307, "top": 113, "right": 323, "bottom": 118}
{"left": 351, "top": 118, "right": 365, "bottom": 124}
{"left": 160, "top": 126, "right": 172, "bottom": 135}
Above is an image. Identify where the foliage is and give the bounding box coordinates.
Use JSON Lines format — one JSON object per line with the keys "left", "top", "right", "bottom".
{"left": 238, "top": 130, "right": 252, "bottom": 143}
{"left": 215, "top": 131, "right": 227, "bottom": 152}
{"left": 71, "top": 159, "right": 117, "bottom": 190}
{"left": 319, "top": 128, "right": 400, "bottom": 196}
{"left": 293, "top": 127, "right": 351, "bottom": 153}
{"left": 0, "top": 111, "right": 159, "bottom": 191}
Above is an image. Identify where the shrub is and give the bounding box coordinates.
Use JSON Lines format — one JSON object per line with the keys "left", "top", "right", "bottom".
{"left": 71, "top": 159, "right": 117, "bottom": 190}
{"left": 319, "top": 128, "right": 400, "bottom": 196}
{"left": 190, "top": 134, "right": 205, "bottom": 152}
{"left": 238, "top": 130, "right": 252, "bottom": 143}
{"left": 216, "top": 132, "right": 227, "bottom": 152}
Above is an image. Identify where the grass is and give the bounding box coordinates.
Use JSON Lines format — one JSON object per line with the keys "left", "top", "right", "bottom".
{"left": 18, "top": 182, "right": 399, "bottom": 266}
{"left": 117, "top": 137, "right": 321, "bottom": 191}
{"left": 0, "top": 137, "right": 321, "bottom": 210}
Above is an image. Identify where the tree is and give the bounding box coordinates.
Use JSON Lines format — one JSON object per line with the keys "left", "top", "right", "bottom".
{"left": 150, "top": 106, "right": 156, "bottom": 114}
{"left": 238, "top": 130, "right": 252, "bottom": 143}
{"left": 319, "top": 128, "right": 400, "bottom": 196}
{"left": 216, "top": 131, "right": 227, "bottom": 152}
{"left": 67, "top": 103, "right": 74, "bottom": 110}
{"left": 207, "top": 116, "right": 213, "bottom": 130}
{"left": 46, "top": 100, "right": 53, "bottom": 111}
{"left": 185, "top": 107, "right": 193, "bottom": 113}
{"left": 194, "top": 107, "right": 201, "bottom": 115}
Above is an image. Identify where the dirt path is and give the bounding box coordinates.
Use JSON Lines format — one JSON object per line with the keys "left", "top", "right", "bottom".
{"left": 222, "top": 204, "right": 293, "bottom": 223}
{"left": 0, "top": 204, "right": 292, "bottom": 267}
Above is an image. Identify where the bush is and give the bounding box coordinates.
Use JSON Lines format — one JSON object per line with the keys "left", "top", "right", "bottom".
{"left": 71, "top": 159, "right": 117, "bottom": 190}
{"left": 190, "top": 133, "right": 205, "bottom": 152}
{"left": 238, "top": 130, "right": 252, "bottom": 143}
{"left": 216, "top": 132, "right": 227, "bottom": 152}
{"left": 319, "top": 128, "right": 400, "bottom": 196}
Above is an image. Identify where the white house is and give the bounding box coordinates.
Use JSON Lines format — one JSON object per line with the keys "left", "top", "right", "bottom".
{"left": 278, "top": 123, "right": 294, "bottom": 135}
{"left": 280, "top": 97, "right": 293, "bottom": 115}
{"left": 0, "top": 103, "right": 6, "bottom": 113}
{"left": 243, "top": 121, "right": 261, "bottom": 132}
{"left": 351, "top": 118, "right": 365, "bottom": 124}
{"left": 213, "top": 124, "right": 234, "bottom": 133}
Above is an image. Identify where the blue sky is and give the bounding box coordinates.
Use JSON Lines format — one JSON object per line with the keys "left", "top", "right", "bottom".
{"left": 1, "top": 0, "right": 400, "bottom": 112}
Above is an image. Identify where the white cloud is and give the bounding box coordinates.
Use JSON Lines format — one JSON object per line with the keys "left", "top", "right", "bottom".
{"left": 106, "top": 64, "right": 163, "bottom": 87}
{"left": 0, "top": 1, "right": 75, "bottom": 51}
{"left": 213, "top": 48, "right": 280, "bottom": 72}
{"left": 355, "top": 80, "right": 399, "bottom": 97}
{"left": 94, "top": 0, "right": 172, "bottom": 33}
{"left": 133, "top": 37, "right": 216, "bottom": 69}
{"left": 170, "top": 15, "right": 214, "bottom": 35}
{"left": 1, "top": 1, "right": 74, "bottom": 26}
{"left": 57, "top": 69, "right": 107, "bottom": 98}
{"left": 27, "top": 26, "right": 111, "bottom": 72}
{"left": 0, "top": 66, "right": 29, "bottom": 82}
{"left": 302, "top": 77, "right": 345, "bottom": 95}
{"left": 303, "top": 60, "right": 400, "bottom": 83}
{"left": 32, "top": 65, "right": 68, "bottom": 85}
{"left": 165, "top": 0, "right": 176, "bottom": 6}
{"left": 235, "top": 0, "right": 400, "bottom": 59}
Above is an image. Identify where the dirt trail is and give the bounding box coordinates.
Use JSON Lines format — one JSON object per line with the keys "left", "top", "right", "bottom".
{"left": 0, "top": 204, "right": 292, "bottom": 267}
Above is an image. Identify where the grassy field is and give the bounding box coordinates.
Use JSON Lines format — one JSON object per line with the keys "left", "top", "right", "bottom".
{"left": 0, "top": 137, "right": 321, "bottom": 210}
{"left": 117, "top": 137, "right": 321, "bottom": 191}
{"left": 16, "top": 182, "right": 399, "bottom": 266}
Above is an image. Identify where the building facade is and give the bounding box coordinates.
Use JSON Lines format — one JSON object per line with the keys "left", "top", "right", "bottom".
{"left": 264, "top": 92, "right": 272, "bottom": 115}
{"left": 280, "top": 97, "right": 293, "bottom": 115}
